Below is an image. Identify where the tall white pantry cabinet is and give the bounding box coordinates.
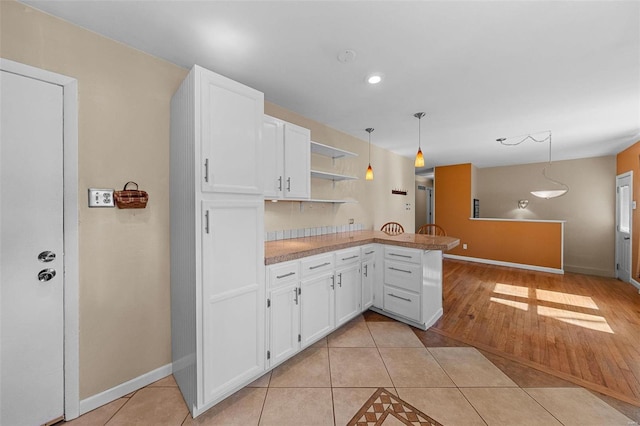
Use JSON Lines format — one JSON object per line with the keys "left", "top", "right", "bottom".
{"left": 170, "top": 65, "right": 265, "bottom": 417}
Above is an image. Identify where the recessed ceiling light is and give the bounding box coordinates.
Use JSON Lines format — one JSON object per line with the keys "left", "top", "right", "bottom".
{"left": 367, "top": 74, "right": 382, "bottom": 84}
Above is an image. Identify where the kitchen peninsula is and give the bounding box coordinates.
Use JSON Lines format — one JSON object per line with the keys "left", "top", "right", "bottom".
{"left": 264, "top": 230, "right": 459, "bottom": 369}
{"left": 265, "top": 230, "right": 459, "bottom": 264}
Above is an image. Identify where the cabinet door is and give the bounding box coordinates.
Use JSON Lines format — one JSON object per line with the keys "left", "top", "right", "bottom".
{"left": 201, "top": 199, "right": 265, "bottom": 406}
{"left": 268, "top": 283, "right": 300, "bottom": 367}
{"left": 361, "top": 259, "right": 374, "bottom": 310}
{"left": 200, "top": 69, "right": 264, "bottom": 195}
{"left": 335, "top": 264, "right": 361, "bottom": 327}
{"left": 283, "top": 123, "right": 310, "bottom": 199}
{"left": 263, "top": 115, "right": 284, "bottom": 198}
{"left": 300, "top": 272, "right": 335, "bottom": 347}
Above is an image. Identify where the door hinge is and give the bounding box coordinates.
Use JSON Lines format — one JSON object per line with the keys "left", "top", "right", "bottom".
{"left": 267, "top": 350, "right": 271, "bottom": 360}
{"left": 267, "top": 298, "right": 271, "bottom": 308}
{"left": 298, "top": 334, "right": 301, "bottom": 342}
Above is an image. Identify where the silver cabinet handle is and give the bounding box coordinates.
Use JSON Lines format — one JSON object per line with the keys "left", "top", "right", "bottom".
{"left": 389, "top": 266, "right": 411, "bottom": 274}
{"left": 389, "top": 253, "right": 411, "bottom": 258}
{"left": 341, "top": 255, "right": 359, "bottom": 261}
{"left": 330, "top": 275, "right": 335, "bottom": 289}
{"left": 309, "top": 262, "right": 330, "bottom": 270}
{"left": 365, "top": 251, "right": 375, "bottom": 255}
{"left": 204, "top": 158, "right": 209, "bottom": 183}
{"left": 338, "top": 273, "right": 342, "bottom": 287}
{"left": 294, "top": 287, "right": 299, "bottom": 304}
{"left": 276, "top": 272, "right": 295, "bottom": 279}
{"left": 287, "top": 177, "right": 291, "bottom": 192}
{"left": 364, "top": 264, "right": 368, "bottom": 277}
{"left": 204, "top": 211, "right": 210, "bottom": 234}
{"left": 278, "top": 176, "right": 283, "bottom": 191}
{"left": 388, "top": 293, "right": 411, "bottom": 302}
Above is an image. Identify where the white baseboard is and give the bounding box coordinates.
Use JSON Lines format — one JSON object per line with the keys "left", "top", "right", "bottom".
{"left": 78, "top": 363, "right": 172, "bottom": 416}
{"left": 444, "top": 254, "right": 564, "bottom": 275}
{"left": 630, "top": 277, "right": 640, "bottom": 292}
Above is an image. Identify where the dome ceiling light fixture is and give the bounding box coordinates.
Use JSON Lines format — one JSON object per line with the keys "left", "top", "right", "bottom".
{"left": 365, "top": 128, "right": 374, "bottom": 181}
{"left": 414, "top": 112, "right": 426, "bottom": 168}
{"left": 497, "top": 130, "right": 569, "bottom": 199}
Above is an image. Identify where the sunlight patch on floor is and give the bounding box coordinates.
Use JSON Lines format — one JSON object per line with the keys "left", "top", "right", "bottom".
{"left": 537, "top": 306, "right": 614, "bottom": 334}
{"left": 491, "top": 283, "right": 612, "bottom": 333}
{"left": 489, "top": 297, "right": 529, "bottom": 311}
{"left": 494, "top": 283, "right": 529, "bottom": 298}
{"left": 535, "top": 289, "right": 599, "bottom": 310}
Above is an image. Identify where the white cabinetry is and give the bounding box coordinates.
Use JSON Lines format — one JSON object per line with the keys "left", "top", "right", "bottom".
{"left": 334, "top": 248, "right": 361, "bottom": 327}
{"left": 263, "top": 114, "right": 310, "bottom": 200}
{"left": 267, "top": 261, "right": 300, "bottom": 367}
{"left": 170, "top": 65, "right": 265, "bottom": 417}
{"left": 375, "top": 246, "right": 443, "bottom": 330}
{"left": 361, "top": 245, "right": 377, "bottom": 310}
{"left": 300, "top": 254, "right": 335, "bottom": 347}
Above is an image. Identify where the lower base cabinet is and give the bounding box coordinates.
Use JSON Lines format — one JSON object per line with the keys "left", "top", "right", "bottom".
{"left": 265, "top": 243, "right": 443, "bottom": 375}
{"left": 300, "top": 270, "right": 335, "bottom": 347}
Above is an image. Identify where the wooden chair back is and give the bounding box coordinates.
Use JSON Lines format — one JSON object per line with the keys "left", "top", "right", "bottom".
{"left": 380, "top": 222, "right": 404, "bottom": 235}
{"left": 416, "top": 224, "right": 446, "bottom": 236}
{"left": 416, "top": 223, "right": 447, "bottom": 237}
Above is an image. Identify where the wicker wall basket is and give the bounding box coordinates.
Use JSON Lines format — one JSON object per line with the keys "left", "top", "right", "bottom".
{"left": 114, "top": 181, "right": 148, "bottom": 209}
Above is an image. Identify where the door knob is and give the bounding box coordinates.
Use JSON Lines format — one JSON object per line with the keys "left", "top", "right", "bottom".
{"left": 38, "top": 251, "right": 56, "bottom": 263}
{"left": 38, "top": 268, "right": 56, "bottom": 282}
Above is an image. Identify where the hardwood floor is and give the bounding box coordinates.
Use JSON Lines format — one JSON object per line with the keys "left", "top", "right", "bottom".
{"left": 432, "top": 259, "right": 640, "bottom": 407}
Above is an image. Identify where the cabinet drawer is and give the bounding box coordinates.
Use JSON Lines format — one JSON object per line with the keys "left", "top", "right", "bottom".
{"left": 269, "top": 261, "right": 299, "bottom": 289}
{"left": 383, "top": 286, "right": 421, "bottom": 323}
{"left": 361, "top": 244, "right": 377, "bottom": 261}
{"left": 334, "top": 247, "right": 360, "bottom": 267}
{"left": 384, "top": 246, "right": 422, "bottom": 264}
{"left": 301, "top": 253, "right": 334, "bottom": 278}
{"left": 384, "top": 260, "right": 422, "bottom": 293}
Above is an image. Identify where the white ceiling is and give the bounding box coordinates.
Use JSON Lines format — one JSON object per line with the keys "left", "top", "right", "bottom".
{"left": 21, "top": 0, "right": 640, "bottom": 171}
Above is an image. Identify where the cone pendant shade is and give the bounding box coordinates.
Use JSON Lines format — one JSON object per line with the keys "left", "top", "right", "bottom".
{"left": 365, "top": 164, "right": 374, "bottom": 180}
{"left": 414, "top": 147, "right": 424, "bottom": 167}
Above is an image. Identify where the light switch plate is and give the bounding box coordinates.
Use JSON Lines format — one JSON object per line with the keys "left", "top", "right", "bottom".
{"left": 88, "top": 188, "right": 115, "bottom": 207}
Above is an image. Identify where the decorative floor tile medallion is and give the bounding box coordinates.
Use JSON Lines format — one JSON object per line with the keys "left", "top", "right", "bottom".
{"left": 347, "top": 388, "right": 443, "bottom": 426}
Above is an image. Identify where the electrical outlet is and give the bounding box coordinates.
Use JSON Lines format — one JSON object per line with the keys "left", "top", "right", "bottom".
{"left": 88, "top": 188, "right": 115, "bottom": 207}
{"left": 349, "top": 218, "right": 354, "bottom": 224}
{"left": 463, "top": 243, "right": 468, "bottom": 250}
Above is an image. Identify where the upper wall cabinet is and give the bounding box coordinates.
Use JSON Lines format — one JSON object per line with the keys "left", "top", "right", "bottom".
{"left": 263, "top": 115, "right": 310, "bottom": 200}
{"left": 200, "top": 70, "right": 264, "bottom": 194}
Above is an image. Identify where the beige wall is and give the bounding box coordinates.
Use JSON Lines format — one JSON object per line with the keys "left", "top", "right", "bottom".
{"left": 264, "top": 102, "right": 415, "bottom": 232}
{"left": 1, "top": 0, "right": 189, "bottom": 398}
{"left": 476, "top": 156, "right": 616, "bottom": 277}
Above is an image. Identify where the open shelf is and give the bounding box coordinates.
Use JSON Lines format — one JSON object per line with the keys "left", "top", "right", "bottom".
{"left": 311, "top": 141, "right": 357, "bottom": 159}
{"left": 311, "top": 169, "right": 358, "bottom": 181}
{"left": 265, "top": 198, "right": 357, "bottom": 204}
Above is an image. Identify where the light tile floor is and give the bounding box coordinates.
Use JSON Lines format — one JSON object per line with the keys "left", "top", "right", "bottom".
{"left": 64, "top": 314, "right": 639, "bottom": 425}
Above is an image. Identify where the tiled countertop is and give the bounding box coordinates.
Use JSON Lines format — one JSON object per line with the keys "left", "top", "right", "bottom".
{"left": 265, "top": 230, "right": 460, "bottom": 265}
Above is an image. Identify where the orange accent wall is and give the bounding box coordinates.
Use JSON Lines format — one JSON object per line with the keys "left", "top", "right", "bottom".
{"left": 616, "top": 140, "right": 640, "bottom": 279}
{"left": 435, "top": 163, "right": 563, "bottom": 270}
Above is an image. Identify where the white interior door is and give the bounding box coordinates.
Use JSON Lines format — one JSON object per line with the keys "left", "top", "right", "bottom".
{"left": 1, "top": 70, "right": 65, "bottom": 425}
{"left": 615, "top": 172, "right": 632, "bottom": 282}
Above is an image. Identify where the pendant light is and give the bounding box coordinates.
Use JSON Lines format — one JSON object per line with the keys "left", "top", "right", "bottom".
{"left": 414, "top": 112, "right": 425, "bottom": 168}
{"left": 497, "top": 131, "right": 568, "bottom": 199}
{"left": 365, "top": 128, "right": 374, "bottom": 180}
